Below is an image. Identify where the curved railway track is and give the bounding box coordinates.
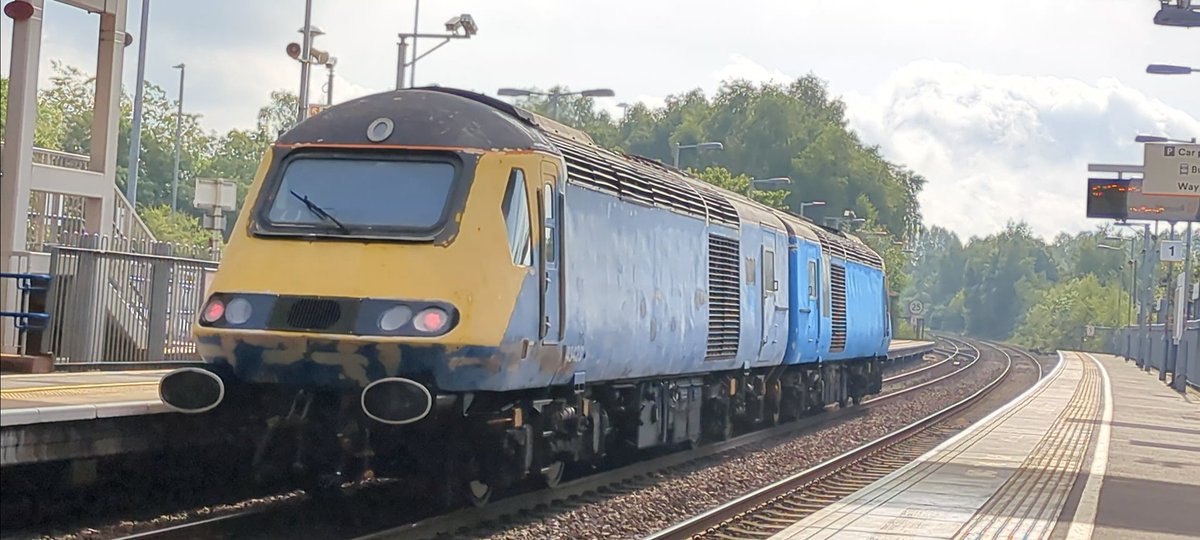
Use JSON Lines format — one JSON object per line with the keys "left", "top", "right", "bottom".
{"left": 642, "top": 340, "right": 1044, "bottom": 540}
{"left": 98, "top": 338, "right": 986, "bottom": 540}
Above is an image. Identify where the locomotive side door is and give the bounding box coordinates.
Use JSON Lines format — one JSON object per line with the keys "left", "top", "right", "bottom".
{"left": 759, "top": 227, "right": 785, "bottom": 356}
{"left": 539, "top": 161, "right": 564, "bottom": 345}
{"left": 801, "top": 243, "right": 821, "bottom": 353}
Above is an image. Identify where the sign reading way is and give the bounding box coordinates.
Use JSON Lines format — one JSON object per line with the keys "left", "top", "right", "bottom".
{"left": 1142, "top": 142, "right": 1200, "bottom": 197}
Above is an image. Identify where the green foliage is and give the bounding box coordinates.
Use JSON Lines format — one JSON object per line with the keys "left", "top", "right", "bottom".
{"left": 906, "top": 221, "right": 1150, "bottom": 351}
{"left": 690, "top": 166, "right": 788, "bottom": 208}
{"left": 139, "top": 204, "right": 212, "bottom": 249}
{"left": 1012, "top": 275, "right": 1126, "bottom": 351}
{"left": 18, "top": 63, "right": 291, "bottom": 227}
{"left": 504, "top": 78, "right": 923, "bottom": 238}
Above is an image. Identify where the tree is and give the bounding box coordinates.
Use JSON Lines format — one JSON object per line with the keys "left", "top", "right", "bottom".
{"left": 139, "top": 204, "right": 213, "bottom": 249}
{"left": 690, "top": 166, "right": 788, "bottom": 208}
{"left": 256, "top": 90, "right": 299, "bottom": 138}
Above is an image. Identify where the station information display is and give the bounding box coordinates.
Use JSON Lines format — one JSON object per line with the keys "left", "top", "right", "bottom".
{"left": 1086, "top": 177, "right": 1200, "bottom": 222}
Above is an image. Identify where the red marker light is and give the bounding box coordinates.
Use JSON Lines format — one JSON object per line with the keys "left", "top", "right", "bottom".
{"left": 202, "top": 299, "right": 225, "bottom": 323}
{"left": 414, "top": 307, "right": 448, "bottom": 333}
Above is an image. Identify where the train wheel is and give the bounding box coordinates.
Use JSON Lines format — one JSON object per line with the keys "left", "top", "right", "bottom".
{"left": 540, "top": 460, "right": 565, "bottom": 488}
{"left": 765, "top": 379, "right": 782, "bottom": 426}
{"left": 467, "top": 479, "right": 493, "bottom": 507}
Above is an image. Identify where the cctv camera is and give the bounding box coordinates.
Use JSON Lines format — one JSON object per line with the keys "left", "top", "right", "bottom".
{"left": 444, "top": 15, "right": 462, "bottom": 32}
{"left": 459, "top": 14, "right": 478, "bottom": 35}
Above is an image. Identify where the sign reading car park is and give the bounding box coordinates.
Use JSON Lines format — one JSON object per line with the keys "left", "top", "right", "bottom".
{"left": 1141, "top": 142, "right": 1200, "bottom": 197}
{"left": 1161, "top": 239, "right": 1185, "bottom": 262}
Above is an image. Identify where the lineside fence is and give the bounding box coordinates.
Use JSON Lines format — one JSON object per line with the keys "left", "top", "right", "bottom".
{"left": 1111, "top": 322, "right": 1200, "bottom": 392}
{"left": 4, "top": 241, "right": 221, "bottom": 365}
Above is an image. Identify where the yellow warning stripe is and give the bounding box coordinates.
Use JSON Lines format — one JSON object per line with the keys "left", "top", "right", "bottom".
{"left": 0, "top": 381, "right": 158, "bottom": 399}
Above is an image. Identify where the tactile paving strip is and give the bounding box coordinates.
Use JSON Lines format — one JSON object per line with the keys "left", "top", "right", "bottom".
{"left": 953, "top": 352, "right": 1101, "bottom": 539}
{"left": 1, "top": 382, "right": 158, "bottom": 401}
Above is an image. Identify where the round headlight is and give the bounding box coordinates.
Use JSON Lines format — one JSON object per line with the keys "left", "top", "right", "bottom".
{"left": 414, "top": 307, "right": 449, "bottom": 333}
{"left": 379, "top": 305, "right": 413, "bottom": 332}
{"left": 225, "top": 297, "right": 253, "bottom": 325}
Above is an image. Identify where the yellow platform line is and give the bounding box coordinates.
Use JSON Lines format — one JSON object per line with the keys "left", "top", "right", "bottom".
{"left": 0, "top": 381, "right": 159, "bottom": 399}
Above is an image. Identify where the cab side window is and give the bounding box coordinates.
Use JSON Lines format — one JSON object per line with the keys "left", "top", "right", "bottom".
{"left": 807, "top": 260, "right": 817, "bottom": 299}
{"left": 501, "top": 169, "right": 533, "bottom": 266}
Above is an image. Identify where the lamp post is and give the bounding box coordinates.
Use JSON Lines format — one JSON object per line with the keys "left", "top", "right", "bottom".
{"left": 170, "top": 63, "right": 185, "bottom": 212}
{"left": 295, "top": 3, "right": 321, "bottom": 124}
{"left": 323, "top": 57, "right": 337, "bottom": 105}
{"left": 747, "top": 176, "right": 790, "bottom": 197}
{"left": 1153, "top": 1, "right": 1200, "bottom": 28}
{"left": 799, "top": 200, "right": 825, "bottom": 218}
{"left": 126, "top": 0, "right": 152, "bottom": 206}
{"left": 497, "top": 87, "right": 615, "bottom": 120}
{"left": 1147, "top": 64, "right": 1198, "bottom": 75}
{"left": 1135, "top": 134, "right": 1197, "bottom": 144}
{"left": 671, "top": 141, "right": 724, "bottom": 168}
{"left": 1099, "top": 243, "right": 1127, "bottom": 331}
{"left": 396, "top": 14, "right": 478, "bottom": 89}
{"left": 824, "top": 210, "right": 865, "bottom": 231}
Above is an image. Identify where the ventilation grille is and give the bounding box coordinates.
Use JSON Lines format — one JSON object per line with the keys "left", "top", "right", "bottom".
{"left": 706, "top": 234, "right": 741, "bottom": 359}
{"left": 830, "top": 264, "right": 847, "bottom": 352}
{"left": 547, "top": 133, "right": 740, "bottom": 228}
{"left": 286, "top": 299, "right": 342, "bottom": 330}
{"left": 814, "top": 226, "right": 884, "bottom": 269}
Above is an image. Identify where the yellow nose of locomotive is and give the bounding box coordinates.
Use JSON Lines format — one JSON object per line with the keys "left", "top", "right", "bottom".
{"left": 190, "top": 145, "right": 546, "bottom": 392}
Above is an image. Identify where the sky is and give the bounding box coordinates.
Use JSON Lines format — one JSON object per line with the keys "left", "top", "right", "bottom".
{"left": 3, "top": 0, "right": 1198, "bottom": 241}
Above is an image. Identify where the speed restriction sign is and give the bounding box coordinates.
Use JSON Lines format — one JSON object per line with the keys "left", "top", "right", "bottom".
{"left": 908, "top": 299, "right": 925, "bottom": 316}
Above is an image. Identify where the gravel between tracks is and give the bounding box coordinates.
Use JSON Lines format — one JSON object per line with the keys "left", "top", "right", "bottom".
{"left": 478, "top": 350, "right": 1008, "bottom": 540}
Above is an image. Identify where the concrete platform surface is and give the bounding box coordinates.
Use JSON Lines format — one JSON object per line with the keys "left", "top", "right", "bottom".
{"left": 768, "top": 351, "right": 1200, "bottom": 540}
{"left": 888, "top": 339, "right": 936, "bottom": 360}
{"left": 0, "top": 370, "right": 170, "bottom": 427}
{"left": 1087, "top": 353, "right": 1200, "bottom": 540}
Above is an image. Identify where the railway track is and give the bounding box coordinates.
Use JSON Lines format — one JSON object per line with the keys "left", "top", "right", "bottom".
{"left": 642, "top": 340, "right": 1044, "bottom": 540}
{"left": 96, "top": 339, "right": 982, "bottom": 540}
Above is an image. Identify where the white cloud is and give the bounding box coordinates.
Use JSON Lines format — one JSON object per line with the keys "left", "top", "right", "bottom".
{"left": 845, "top": 60, "right": 1200, "bottom": 241}
{"left": 711, "top": 54, "right": 791, "bottom": 86}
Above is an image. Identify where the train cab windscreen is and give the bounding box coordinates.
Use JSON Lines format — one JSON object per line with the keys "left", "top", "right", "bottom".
{"left": 261, "top": 157, "right": 458, "bottom": 235}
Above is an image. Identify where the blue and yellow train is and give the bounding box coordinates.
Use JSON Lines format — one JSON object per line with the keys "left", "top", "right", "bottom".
{"left": 159, "top": 87, "right": 891, "bottom": 506}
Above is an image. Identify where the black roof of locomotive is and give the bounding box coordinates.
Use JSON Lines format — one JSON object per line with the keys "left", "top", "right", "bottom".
{"left": 276, "top": 87, "right": 554, "bottom": 150}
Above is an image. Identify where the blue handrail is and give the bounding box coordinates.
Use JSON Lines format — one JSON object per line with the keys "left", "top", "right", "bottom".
{"left": 0, "top": 272, "right": 52, "bottom": 332}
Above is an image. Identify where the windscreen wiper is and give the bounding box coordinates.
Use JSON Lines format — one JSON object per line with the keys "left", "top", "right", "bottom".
{"left": 289, "top": 190, "right": 350, "bottom": 234}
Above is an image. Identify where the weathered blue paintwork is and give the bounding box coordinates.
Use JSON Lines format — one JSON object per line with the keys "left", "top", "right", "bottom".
{"left": 552, "top": 184, "right": 744, "bottom": 385}
{"left": 784, "top": 238, "right": 823, "bottom": 364}
{"left": 822, "top": 259, "right": 889, "bottom": 362}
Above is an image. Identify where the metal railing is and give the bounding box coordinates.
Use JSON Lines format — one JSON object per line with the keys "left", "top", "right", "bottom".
{"left": 0, "top": 272, "right": 51, "bottom": 356}
{"left": 14, "top": 143, "right": 162, "bottom": 254}
{"left": 112, "top": 186, "right": 158, "bottom": 248}
{"left": 42, "top": 246, "right": 219, "bottom": 364}
{"left": 1111, "top": 322, "right": 1200, "bottom": 392}
{"left": 32, "top": 146, "right": 91, "bottom": 170}
{"left": 26, "top": 189, "right": 88, "bottom": 253}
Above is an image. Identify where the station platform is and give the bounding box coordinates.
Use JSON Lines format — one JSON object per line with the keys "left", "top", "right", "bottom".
{"left": 887, "top": 339, "right": 936, "bottom": 361}
{"left": 768, "top": 351, "right": 1200, "bottom": 540}
{"left": 0, "top": 369, "right": 170, "bottom": 428}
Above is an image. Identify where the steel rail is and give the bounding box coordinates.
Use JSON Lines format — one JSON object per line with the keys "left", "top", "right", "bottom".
{"left": 642, "top": 338, "right": 1013, "bottom": 540}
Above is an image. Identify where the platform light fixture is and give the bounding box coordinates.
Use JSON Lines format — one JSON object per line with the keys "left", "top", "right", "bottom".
{"left": 799, "top": 200, "right": 826, "bottom": 218}
{"left": 671, "top": 141, "right": 724, "bottom": 168}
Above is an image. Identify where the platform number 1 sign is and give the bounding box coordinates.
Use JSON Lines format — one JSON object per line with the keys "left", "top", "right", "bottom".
{"left": 1160, "top": 240, "right": 1185, "bottom": 262}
